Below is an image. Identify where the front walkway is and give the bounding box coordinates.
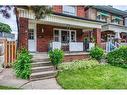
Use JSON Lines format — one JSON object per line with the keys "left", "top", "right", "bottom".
{"left": 0, "top": 68, "right": 61, "bottom": 89}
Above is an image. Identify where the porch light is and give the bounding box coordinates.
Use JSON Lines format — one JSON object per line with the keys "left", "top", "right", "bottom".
{"left": 42, "top": 28, "right": 44, "bottom": 33}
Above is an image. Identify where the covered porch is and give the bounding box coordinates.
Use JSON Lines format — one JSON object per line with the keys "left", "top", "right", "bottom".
{"left": 101, "top": 24, "right": 127, "bottom": 52}
{"left": 27, "top": 14, "right": 102, "bottom": 53}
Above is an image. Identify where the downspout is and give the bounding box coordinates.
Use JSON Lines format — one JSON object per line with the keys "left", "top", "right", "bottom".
{"left": 14, "top": 6, "right": 20, "bottom": 50}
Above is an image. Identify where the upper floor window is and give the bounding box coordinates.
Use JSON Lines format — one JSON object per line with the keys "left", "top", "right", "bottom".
{"left": 111, "top": 16, "right": 122, "bottom": 25}
{"left": 63, "top": 6, "right": 76, "bottom": 16}
{"left": 96, "top": 11, "right": 109, "bottom": 22}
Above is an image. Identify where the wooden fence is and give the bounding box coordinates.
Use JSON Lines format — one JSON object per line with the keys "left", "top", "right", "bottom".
{"left": 0, "top": 38, "right": 17, "bottom": 67}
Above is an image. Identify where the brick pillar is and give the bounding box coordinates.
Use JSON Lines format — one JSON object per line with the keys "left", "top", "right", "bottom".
{"left": 18, "top": 17, "right": 28, "bottom": 50}
{"left": 77, "top": 6, "right": 85, "bottom": 17}
{"left": 93, "top": 28, "right": 101, "bottom": 46}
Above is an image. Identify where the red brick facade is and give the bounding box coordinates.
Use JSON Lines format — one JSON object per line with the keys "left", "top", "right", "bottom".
{"left": 53, "top": 6, "right": 85, "bottom": 17}
{"left": 77, "top": 6, "right": 85, "bottom": 17}
{"left": 52, "top": 5, "right": 62, "bottom": 13}
{"left": 64, "top": 54, "right": 90, "bottom": 62}
{"left": 93, "top": 28, "right": 101, "bottom": 46}
{"left": 37, "top": 24, "right": 53, "bottom": 52}
{"left": 18, "top": 17, "right": 28, "bottom": 49}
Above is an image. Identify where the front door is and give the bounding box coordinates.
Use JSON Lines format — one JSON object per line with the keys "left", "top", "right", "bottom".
{"left": 28, "top": 23, "right": 36, "bottom": 52}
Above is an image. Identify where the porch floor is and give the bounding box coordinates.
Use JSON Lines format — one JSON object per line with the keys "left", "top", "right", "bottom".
{"left": 30, "top": 51, "right": 90, "bottom": 57}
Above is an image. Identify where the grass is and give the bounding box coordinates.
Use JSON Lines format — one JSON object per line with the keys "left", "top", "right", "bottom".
{"left": 0, "top": 86, "right": 18, "bottom": 89}
{"left": 57, "top": 63, "right": 127, "bottom": 89}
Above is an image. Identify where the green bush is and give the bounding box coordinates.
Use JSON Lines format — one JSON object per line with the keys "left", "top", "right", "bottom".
{"left": 58, "top": 60, "right": 100, "bottom": 71}
{"left": 48, "top": 49, "right": 64, "bottom": 68}
{"left": 107, "top": 46, "right": 127, "bottom": 67}
{"left": 89, "top": 46, "right": 104, "bottom": 61}
{"left": 13, "top": 48, "right": 32, "bottom": 79}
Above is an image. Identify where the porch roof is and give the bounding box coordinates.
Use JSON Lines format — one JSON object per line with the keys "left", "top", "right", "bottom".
{"left": 102, "top": 24, "right": 127, "bottom": 33}
{"left": 18, "top": 8, "right": 103, "bottom": 29}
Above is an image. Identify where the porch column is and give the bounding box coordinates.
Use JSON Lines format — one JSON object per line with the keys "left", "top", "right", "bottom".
{"left": 93, "top": 28, "right": 101, "bottom": 46}
{"left": 18, "top": 17, "right": 28, "bottom": 50}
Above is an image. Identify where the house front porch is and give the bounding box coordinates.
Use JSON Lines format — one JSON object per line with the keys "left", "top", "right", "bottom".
{"left": 26, "top": 20, "right": 101, "bottom": 53}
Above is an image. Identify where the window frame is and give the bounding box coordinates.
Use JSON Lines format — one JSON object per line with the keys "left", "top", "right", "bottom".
{"left": 63, "top": 5, "right": 77, "bottom": 16}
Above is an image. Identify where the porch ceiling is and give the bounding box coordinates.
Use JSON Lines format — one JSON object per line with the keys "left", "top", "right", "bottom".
{"left": 102, "top": 24, "right": 127, "bottom": 33}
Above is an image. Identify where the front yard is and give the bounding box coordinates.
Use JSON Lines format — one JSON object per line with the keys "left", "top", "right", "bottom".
{"left": 57, "top": 61, "right": 127, "bottom": 89}
{"left": 0, "top": 86, "right": 17, "bottom": 89}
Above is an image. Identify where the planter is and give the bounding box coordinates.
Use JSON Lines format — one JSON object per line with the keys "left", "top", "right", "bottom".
{"left": 89, "top": 43, "right": 95, "bottom": 50}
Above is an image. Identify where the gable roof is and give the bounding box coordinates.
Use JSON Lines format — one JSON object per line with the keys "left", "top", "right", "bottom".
{"left": 87, "top": 5, "right": 127, "bottom": 17}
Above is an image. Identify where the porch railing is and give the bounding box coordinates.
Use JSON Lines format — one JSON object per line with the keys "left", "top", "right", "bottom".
{"left": 69, "top": 42, "right": 83, "bottom": 52}
{"left": 49, "top": 41, "right": 84, "bottom": 52}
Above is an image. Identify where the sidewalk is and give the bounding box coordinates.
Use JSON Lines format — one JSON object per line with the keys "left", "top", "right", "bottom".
{"left": 0, "top": 68, "right": 61, "bottom": 89}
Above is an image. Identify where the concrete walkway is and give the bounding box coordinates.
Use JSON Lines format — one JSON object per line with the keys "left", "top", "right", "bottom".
{"left": 0, "top": 68, "right": 61, "bottom": 89}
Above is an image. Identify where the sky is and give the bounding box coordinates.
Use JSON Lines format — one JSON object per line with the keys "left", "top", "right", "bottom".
{"left": 0, "top": 7, "right": 18, "bottom": 39}
{"left": 0, "top": 5, "right": 127, "bottom": 40}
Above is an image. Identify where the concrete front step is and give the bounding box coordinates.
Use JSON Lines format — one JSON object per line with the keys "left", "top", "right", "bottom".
{"left": 32, "top": 58, "right": 49, "bottom": 62}
{"left": 31, "top": 61, "right": 52, "bottom": 67}
{"left": 31, "top": 66, "right": 55, "bottom": 73}
{"left": 30, "top": 70, "right": 57, "bottom": 80}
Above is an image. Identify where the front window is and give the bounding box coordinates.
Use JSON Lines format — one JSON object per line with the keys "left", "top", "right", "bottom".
{"left": 63, "top": 5, "right": 76, "bottom": 16}
{"left": 53, "top": 30, "right": 60, "bottom": 42}
{"left": 111, "top": 19, "right": 120, "bottom": 24}
{"left": 28, "top": 29, "right": 34, "bottom": 40}
{"left": 71, "top": 31, "right": 76, "bottom": 42}
{"left": 96, "top": 15, "right": 107, "bottom": 22}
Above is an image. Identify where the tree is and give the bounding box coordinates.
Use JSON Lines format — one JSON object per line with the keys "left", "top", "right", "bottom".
{"left": 0, "top": 22, "right": 12, "bottom": 33}
{"left": 0, "top": 6, "right": 12, "bottom": 33}
{"left": 0, "top": 6, "right": 12, "bottom": 19}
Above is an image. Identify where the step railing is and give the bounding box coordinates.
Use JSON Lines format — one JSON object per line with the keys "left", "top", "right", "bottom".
{"left": 106, "top": 42, "right": 122, "bottom": 52}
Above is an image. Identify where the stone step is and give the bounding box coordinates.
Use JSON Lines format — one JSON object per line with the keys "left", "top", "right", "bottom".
{"left": 31, "top": 61, "right": 52, "bottom": 67}
{"left": 30, "top": 70, "right": 57, "bottom": 80}
{"left": 31, "top": 66, "right": 55, "bottom": 73}
{"left": 32, "top": 58, "right": 49, "bottom": 62}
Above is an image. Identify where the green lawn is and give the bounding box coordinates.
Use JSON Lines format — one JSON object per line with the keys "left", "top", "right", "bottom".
{"left": 0, "top": 86, "right": 18, "bottom": 89}
{"left": 57, "top": 64, "right": 127, "bottom": 89}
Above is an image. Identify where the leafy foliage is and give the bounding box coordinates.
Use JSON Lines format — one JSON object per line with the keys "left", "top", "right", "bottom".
{"left": 48, "top": 49, "right": 64, "bottom": 66}
{"left": 107, "top": 46, "right": 127, "bottom": 67}
{"left": 0, "top": 22, "right": 12, "bottom": 33}
{"left": 30, "top": 6, "right": 52, "bottom": 19}
{"left": 58, "top": 60, "right": 100, "bottom": 71}
{"left": 13, "top": 48, "right": 32, "bottom": 79}
{"left": 89, "top": 46, "right": 104, "bottom": 61}
{"left": 0, "top": 6, "right": 12, "bottom": 18}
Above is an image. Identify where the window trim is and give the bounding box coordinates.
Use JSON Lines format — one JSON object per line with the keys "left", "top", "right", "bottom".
{"left": 63, "top": 5, "right": 77, "bottom": 16}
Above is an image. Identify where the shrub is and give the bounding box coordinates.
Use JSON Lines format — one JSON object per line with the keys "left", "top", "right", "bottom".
{"left": 89, "top": 46, "right": 104, "bottom": 61}
{"left": 58, "top": 60, "right": 100, "bottom": 71}
{"left": 48, "top": 49, "right": 64, "bottom": 68}
{"left": 107, "top": 46, "right": 127, "bottom": 67}
{"left": 13, "top": 48, "right": 32, "bottom": 79}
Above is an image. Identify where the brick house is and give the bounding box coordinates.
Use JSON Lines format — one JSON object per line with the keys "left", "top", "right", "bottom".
{"left": 17, "top": 5, "right": 127, "bottom": 55}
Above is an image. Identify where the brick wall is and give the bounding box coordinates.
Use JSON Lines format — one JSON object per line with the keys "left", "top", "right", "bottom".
{"left": 18, "top": 17, "right": 28, "bottom": 49}
{"left": 93, "top": 28, "right": 101, "bottom": 46}
{"left": 52, "top": 5, "right": 62, "bottom": 13}
{"left": 77, "top": 6, "right": 85, "bottom": 17}
{"left": 64, "top": 54, "right": 90, "bottom": 62}
{"left": 37, "top": 24, "right": 53, "bottom": 52}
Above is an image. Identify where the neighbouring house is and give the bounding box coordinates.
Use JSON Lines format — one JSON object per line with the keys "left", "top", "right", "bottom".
{"left": 17, "top": 5, "right": 127, "bottom": 61}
